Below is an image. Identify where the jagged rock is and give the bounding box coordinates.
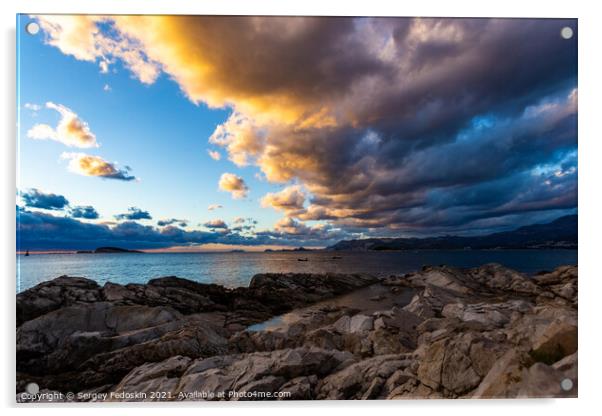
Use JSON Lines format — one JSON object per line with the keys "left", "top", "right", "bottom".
{"left": 16, "top": 264, "right": 578, "bottom": 400}
{"left": 333, "top": 315, "right": 351, "bottom": 333}
{"left": 403, "top": 284, "right": 465, "bottom": 318}
{"left": 408, "top": 268, "right": 475, "bottom": 294}
{"left": 529, "top": 317, "right": 577, "bottom": 364}
{"left": 317, "top": 354, "right": 416, "bottom": 399}
{"left": 111, "top": 355, "right": 192, "bottom": 401}
{"left": 466, "top": 264, "right": 542, "bottom": 296}
{"left": 17, "top": 303, "right": 184, "bottom": 373}
{"left": 533, "top": 265, "right": 577, "bottom": 286}
{"left": 16, "top": 276, "right": 102, "bottom": 326}
{"left": 441, "top": 300, "right": 532, "bottom": 328}
{"left": 553, "top": 351, "right": 577, "bottom": 374}
{"left": 374, "top": 307, "right": 422, "bottom": 331}
{"left": 417, "top": 330, "right": 510, "bottom": 396}
{"left": 17, "top": 273, "right": 378, "bottom": 327}
{"left": 416, "top": 338, "right": 447, "bottom": 390}
{"left": 277, "top": 375, "right": 317, "bottom": 400}
{"left": 111, "top": 348, "right": 353, "bottom": 401}
{"left": 471, "top": 350, "right": 527, "bottom": 398}
{"left": 77, "top": 321, "right": 229, "bottom": 388}
{"left": 349, "top": 315, "right": 374, "bottom": 333}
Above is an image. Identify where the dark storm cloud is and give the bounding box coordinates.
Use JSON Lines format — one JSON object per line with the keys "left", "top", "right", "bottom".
{"left": 198, "top": 17, "right": 577, "bottom": 235}
{"left": 115, "top": 207, "right": 152, "bottom": 221}
{"left": 21, "top": 189, "right": 69, "bottom": 210}
{"left": 157, "top": 218, "right": 188, "bottom": 227}
{"left": 16, "top": 208, "right": 330, "bottom": 250}
{"left": 70, "top": 205, "right": 100, "bottom": 219}
{"left": 296, "top": 86, "right": 577, "bottom": 232}
{"left": 255, "top": 217, "right": 351, "bottom": 246}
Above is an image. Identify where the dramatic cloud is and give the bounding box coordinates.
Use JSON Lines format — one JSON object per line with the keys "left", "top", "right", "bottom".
{"left": 209, "top": 113, "right": 266, "bottom": 166}
{"left": 61, "top": 152, "right": 137, "bottom": 181}
{"left": 21, "top": 189, "right": 69, "bottom": 210}
{"left": 115, "top": 207, "right": 152, "bottom": 221}
{"left": 17, "top": 208, "right": 342, "bottom": 251}
{"left": 27, "top": 102, "right": 98, "bottom": 148}
{"left": 207, "top": 150, "right": 221, "bottom": 161}
{"left": 70, "top": 205, "right": 100, "bottom": 219}
{"left": 261, "top": 185, "right": 306, "bottom": 215}
{"left": 273, "top": 217, "right": 311, "bottom": 235}
{"left": 35, "top": 15, "right": 161, "bottom": 84}
{"left": 255, "top": 217, "right": 348, "bottom": 245}
{"left": 207, "top": 204, "right": 223, "bottom": 211}
{"left": 157, "top": 218, "right": 188, "bottom": 227}
{"left": 204, "top": 219, "right": 228, "bottom": 229}
{"left": 218, "top": 172, "right": 249, "bottom": 199}
{"left": 35, "top": 16, "right": 578, "bottom": 235}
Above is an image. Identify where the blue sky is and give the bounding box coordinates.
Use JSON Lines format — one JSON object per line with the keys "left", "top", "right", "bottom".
{"left": 17, "top": 16, "right": 286, "bottom": 245}
{"left": 16, "top": 15, "right": 577, "bottom": 251}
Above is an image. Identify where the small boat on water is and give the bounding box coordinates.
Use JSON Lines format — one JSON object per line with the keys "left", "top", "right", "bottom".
{"left": 297, "top": 258, "right": 309, "bottom": 262}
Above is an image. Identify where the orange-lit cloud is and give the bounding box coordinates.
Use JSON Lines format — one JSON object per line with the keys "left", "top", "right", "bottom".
{"left": 273, "top": 217, "right": 308, "bottom": 235}
{"left": 261, "top": 185, "right": 306, "bottom": 215}
{"left": 209, "top": 113, "right": 266, "bottom": 166}
{"left": 27, "top": 102, "right": 98, "bottom": 148}
{"left": 36, "top": 15, "right": 161, "bottom": 84}
{"left": 61, "top": 152, "right": 136, "bottom": 181}
{"left": 218, "top": 172, "right": 248, "bottom": 199}
{"left": 204, "top": 219, "right": 228, "bottom": 229}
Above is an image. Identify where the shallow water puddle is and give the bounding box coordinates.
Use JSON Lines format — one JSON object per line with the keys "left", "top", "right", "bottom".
{"left": 247, "top": 283, "right": 416, "bottom": 332}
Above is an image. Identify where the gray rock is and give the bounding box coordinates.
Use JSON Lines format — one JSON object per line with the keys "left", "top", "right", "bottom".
{"left": 16, "top": 264, "right": 578, "bottom": 400}
{"left": 17, "top": 276, "right": 102, "bottom": 326}
{"left": 349, "top": 314, "right": 374, "bottom": 333}
{"left": 317, "top": 354, "right": 415, "bottom": 399}
{"left": 174, "top": 347, "right": 354, "bottom": 401}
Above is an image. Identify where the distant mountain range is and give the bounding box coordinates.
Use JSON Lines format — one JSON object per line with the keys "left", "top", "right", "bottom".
{"left": 327, "top": 215, "right": 577, "bottom": 251}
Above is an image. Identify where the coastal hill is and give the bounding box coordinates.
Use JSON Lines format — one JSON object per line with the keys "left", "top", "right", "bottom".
{"left": 328, "top": 215, "right": 577, "bottom": 251}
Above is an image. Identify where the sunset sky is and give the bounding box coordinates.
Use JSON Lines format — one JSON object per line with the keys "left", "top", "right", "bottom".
{"left": 16, "top": 15, "right": 577, "bottom": 251}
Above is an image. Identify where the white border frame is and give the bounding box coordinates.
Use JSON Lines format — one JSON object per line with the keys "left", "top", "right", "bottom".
{"left": 2, "top": 1, "right": 600, "bottom": 415}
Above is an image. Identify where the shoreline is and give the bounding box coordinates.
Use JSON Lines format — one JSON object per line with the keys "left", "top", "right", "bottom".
{"left": 16, "top": 263, "right": 577, "bottom": 401}
{"left": 17, "top": 247, "right": 579, "bottom": 256}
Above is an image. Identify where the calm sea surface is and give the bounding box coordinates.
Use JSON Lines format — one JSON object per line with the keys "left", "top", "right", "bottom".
{"left": 16, "top": 250, "right": 577, "bottom": 293}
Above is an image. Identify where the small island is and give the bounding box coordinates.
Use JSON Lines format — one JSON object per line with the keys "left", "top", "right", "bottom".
{"left": 77, "top": 247, "right": 144, "bottom": 254}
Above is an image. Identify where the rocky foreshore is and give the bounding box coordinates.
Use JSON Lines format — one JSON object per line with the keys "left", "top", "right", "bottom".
{"left": 16, "top": 264, "right": 577, "bottom": 401}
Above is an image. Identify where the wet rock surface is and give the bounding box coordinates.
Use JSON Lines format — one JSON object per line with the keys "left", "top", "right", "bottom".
{"left": 16, "top": 264, "right": 577, "bottom": 401}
